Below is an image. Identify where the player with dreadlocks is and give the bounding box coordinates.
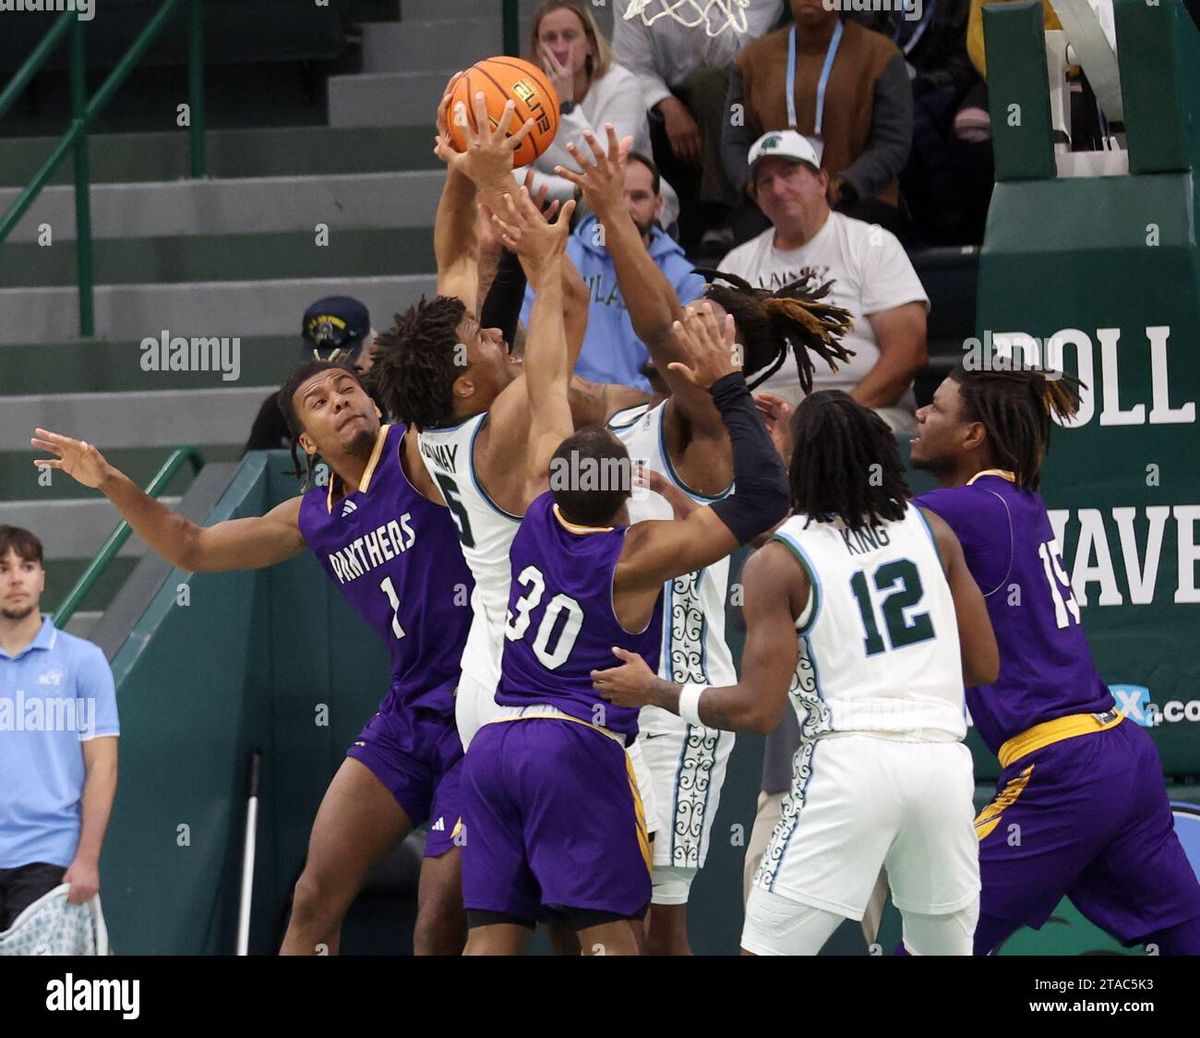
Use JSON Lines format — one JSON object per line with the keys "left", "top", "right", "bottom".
{"left": 546, "top": 124, "right": 853, "bottom": 955}
{"left": 593, "top": 390, "right": 999, "bottom": 955}
{"left": 910, "top": 363, "right": 1200, "bottom": 954}
{"left": 33, "top": 352, "right": 478, "bottom": 958}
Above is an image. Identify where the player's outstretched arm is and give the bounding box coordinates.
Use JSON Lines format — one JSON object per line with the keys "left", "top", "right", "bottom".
{"left": 433, "top": 85, "right": 534, "bottom": 308}
{"left": 921, "top": 507, "right": 1000, "bottom": 687}
{"left": 32, "top": 429, "right": 306, "bottom": 573}
{"left": 593, "top": 542, "right": 802, "bottom": 733}
{"left": 613, "top": 305, "right": 789, "bottom": 589}
{"left": 556, "top": 125, "right": 724, "bottom": 436}
{"left": 485, "top": 189, "right": 576, "bottom": 495}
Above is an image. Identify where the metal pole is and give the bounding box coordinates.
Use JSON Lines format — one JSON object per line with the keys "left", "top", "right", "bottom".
{"left": 0, "top": 12, "right": 73, "bottom": 125}
{"left": 188, "top": 0, "right": 206, "bottom": 177}
{"left": 70, "top": 17, "right": 95, "bottom": 337}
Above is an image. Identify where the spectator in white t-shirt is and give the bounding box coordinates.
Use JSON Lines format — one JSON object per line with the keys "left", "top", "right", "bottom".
{"left": 719, "top": 129, "right": 928, "bottom": 432}
{"left": 519, "top": 0, "right": 679, "bottom": 229}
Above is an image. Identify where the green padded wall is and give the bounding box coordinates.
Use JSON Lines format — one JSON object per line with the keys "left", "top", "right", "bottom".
{"left": 976, "top": 0, "right": 1200, "bottom": 788}
{"left": 100, "top": 454, "right": 390, "bottom": 954}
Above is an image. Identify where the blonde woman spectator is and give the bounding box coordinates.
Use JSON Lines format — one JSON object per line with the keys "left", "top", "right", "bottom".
{"left": 519, "top": 0, "right": 679, "bottom": 229}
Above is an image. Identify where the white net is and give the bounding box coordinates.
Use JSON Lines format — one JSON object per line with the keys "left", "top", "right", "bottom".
{"left": 624, "top": 0, "right": 752, "bottom": 37}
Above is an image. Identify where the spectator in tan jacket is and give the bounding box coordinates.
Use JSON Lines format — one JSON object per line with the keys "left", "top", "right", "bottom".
{"left": 723, "top": 1, "right": 912, "bottom": 242}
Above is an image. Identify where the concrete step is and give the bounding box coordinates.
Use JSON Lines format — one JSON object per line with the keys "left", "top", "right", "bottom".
{"left": 0, "top": 387, "right": 277, "bottom": 452}
{"left": 328, "top": 71, "right": 457, "bottom": 129}
{"left": 0, "top": 228, "right": 434, "bottom": 287}
{"left": 0, "top": 445, "right": 243, "bottom": 500}
{"left": 0, "top": 171, "right": 444, "bottom": 242}
{"left": 0, "top": 273, "right": 436, "bottom": 345}
{"left": 397, "top": 0, "right": 611, "bottom": 33}
{"left": 64, "top": 611, "right": 103, "bottom": 641}
{"left": 41, "top": 557, "right": 139, "bottom": 618}
{"left": 5, "top": 497, "right": 183, "bottom": 562}
{"left": 362, "top": 18, "right": 506, "bottom": 73}
{"left": 0, "top": 337, "right": 298, "bottom": 396}
{"left": 355, "top": 0, "right": 401, "bottom": 20}
{"left": 0, "top": 125, "right": 440, "bottom": 189}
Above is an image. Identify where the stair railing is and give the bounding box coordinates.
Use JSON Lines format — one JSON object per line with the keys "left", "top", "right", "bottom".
{"left": 53, "top": 446, "right": 206, "bottom": 627}
{"left": 0, "top": 1, "right": 206, "bottom": 337}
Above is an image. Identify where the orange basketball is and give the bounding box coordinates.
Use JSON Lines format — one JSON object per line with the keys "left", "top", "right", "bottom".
{"left": 446, "top": 56, "right": 561, "bottom": 167}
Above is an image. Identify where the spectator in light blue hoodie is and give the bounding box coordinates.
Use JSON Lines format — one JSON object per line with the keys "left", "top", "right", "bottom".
{"left": 520, "top": 152, "right": 706, "bottom": 392}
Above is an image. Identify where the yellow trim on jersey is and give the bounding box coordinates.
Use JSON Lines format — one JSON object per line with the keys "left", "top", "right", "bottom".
{"left": 966, "top": 469, "right": 1016, "bottom": 486}
{"left": 997, "top": 711, "right": 1125, "bottom": 769}
{"left": 624, "top": 750, "right": 653, "bottom": 877}
{"left": 326, "top": 423, "right": 392, "bottom": 512}
{"left": 358, "top": 422, "right": 392, "bottom": 493}
{"left": 485, "top": 709, "right": 624, "bottom": 744}
{"left": 974, "top": 764, "right": 1034, "bottom": 841}
{"left": 552, "top": 504, "right": 614, "bottom": 535}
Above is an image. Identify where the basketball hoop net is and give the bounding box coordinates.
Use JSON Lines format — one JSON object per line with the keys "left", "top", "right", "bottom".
{"left": 624, "top": 0, "right": 751, "bottom": 37}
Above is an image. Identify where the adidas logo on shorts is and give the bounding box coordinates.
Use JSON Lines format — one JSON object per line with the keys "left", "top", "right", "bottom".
{"left": 430, "top": 817, "right": 446, "bottom": 831}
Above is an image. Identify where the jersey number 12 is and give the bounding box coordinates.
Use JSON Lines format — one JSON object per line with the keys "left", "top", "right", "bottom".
{"left": 849, "top": 559, "right": 934, "bottom": 657}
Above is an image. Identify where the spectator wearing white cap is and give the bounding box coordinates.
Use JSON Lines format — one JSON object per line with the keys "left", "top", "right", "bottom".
{"left": 719, "top": 130, "right": 928, "bottom": 433}
{"left": 723, "top": 2, "right": 912, "bottom": 242}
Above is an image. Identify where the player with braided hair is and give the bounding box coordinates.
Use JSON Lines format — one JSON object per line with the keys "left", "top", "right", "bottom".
{"left": 696, "top": 267, "right": 853, "bottom": 394}
{"left": 910, "top": 363, "right": 1200, "bottom": 954}
{"left": 554, "top": 124, "right": 852, "bottom": 954}
{"left": 593, "top": 389, "right": 999, "bottom": 955}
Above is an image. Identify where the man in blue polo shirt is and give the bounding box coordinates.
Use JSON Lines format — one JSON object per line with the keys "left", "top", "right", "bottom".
{"left": 0, "top": 525, "right": 119, "bottom": 931}
{"left": 520, "top": 152, "right": 705, "bottom": 391}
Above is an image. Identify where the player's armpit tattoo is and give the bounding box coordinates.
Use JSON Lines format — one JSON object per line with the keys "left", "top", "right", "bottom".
{"left": 569, "top": 377, "right": 609, "bottom": 424}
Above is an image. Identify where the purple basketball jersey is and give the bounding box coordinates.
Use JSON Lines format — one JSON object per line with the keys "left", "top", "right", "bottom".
{"left": 917, "top": 474, "right": 1114, "bottom": 753}
{"left": 298, "top": 423, "right": 474, "bottom": 718}
{"left": 496, "top": 492, "right": 663, "bottom": 738}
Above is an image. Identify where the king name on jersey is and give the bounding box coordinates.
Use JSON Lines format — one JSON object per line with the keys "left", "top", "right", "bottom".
{"left": 327, "top": 513, "right": 416, "bottom": 585}
{"left": 840, "top": 523, "right": 892, "bottom": 557}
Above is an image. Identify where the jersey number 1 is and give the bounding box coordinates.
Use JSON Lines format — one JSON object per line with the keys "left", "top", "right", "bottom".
{"left": 380, "top": 576, "right": 406, "bottom": 640}
{"left": 849, "top": 559, "right": 934, "bottom": 657}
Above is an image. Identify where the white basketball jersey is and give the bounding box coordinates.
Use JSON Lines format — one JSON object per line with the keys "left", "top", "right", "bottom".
{"left": 610, "top": 401, "right": 738, "bottom": 702}
{"left": 773, "top": 505, "right": 966, "bottom": 744}
{"left": 418, "top": 414, "right": 520, "bottom": 692}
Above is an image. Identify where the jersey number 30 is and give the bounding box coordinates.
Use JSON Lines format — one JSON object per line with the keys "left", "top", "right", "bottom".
{"left": 849, "top": 559, "right": 934, "bottom": 657}
{"left": 505, "top": 565, "right": 584, "bottom": 670}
